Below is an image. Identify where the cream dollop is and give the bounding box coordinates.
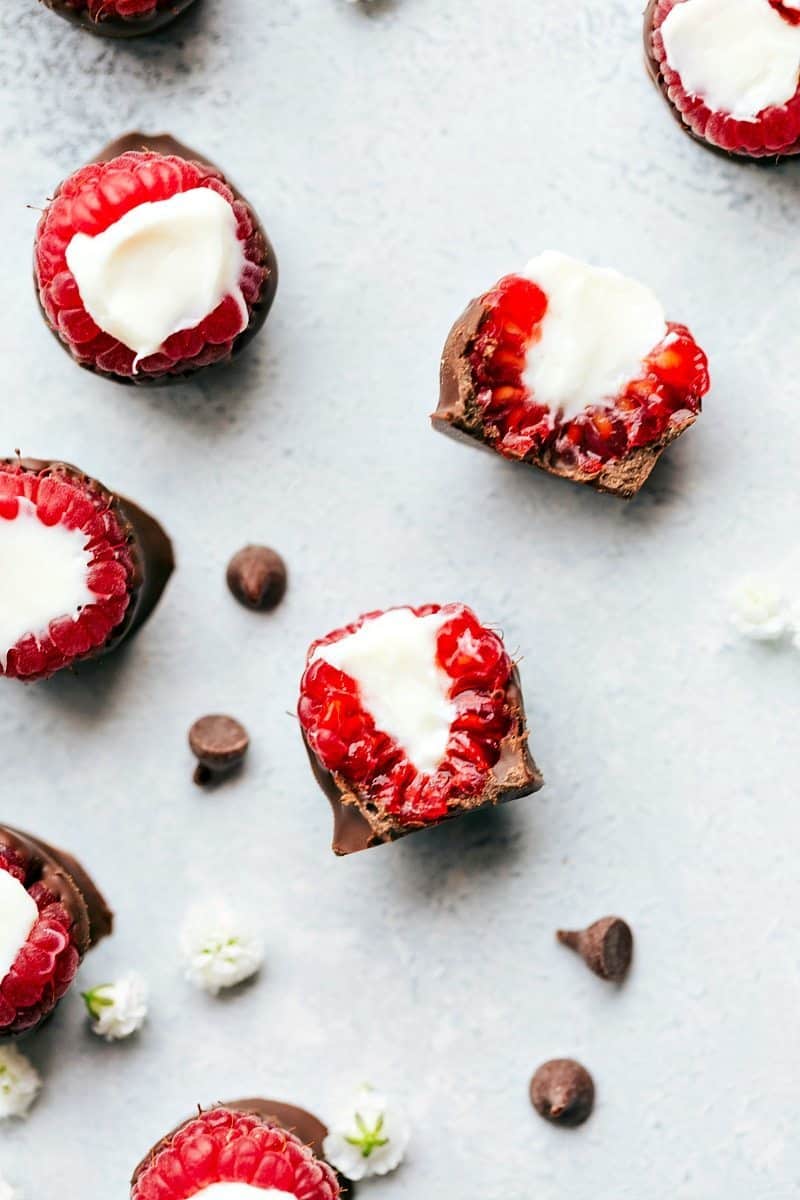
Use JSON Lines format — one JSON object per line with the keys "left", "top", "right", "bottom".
{"left": 192, "top": 1188, "right": 296, "bottom": 1199}
{"left": 66, "top": 188, "right": 248, "bottom": 364}
{"left": 0, "top": 871, "right": 37, "bottom": 986}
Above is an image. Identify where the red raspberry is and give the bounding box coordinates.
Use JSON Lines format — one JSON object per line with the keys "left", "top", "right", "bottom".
{"left": 0, "top": 461, "right": 137, "bottom": 682}
{"left": 61, "top": 0, "right": 172, "bottom": 15}
{"left": 467, "top": 274, "right": 708, "bottom": 475}
{"left": 299, "top": 604, "right": 520, "bottom": 826}
{"left": 34, "top": 150, "right": 271, "bottom": 382}
{"left": 0, "top": 853, "right": 82, "bottom": 1037}
{"left": 132, "top": 1107, "right": 340, "bottom": 1200}
{"left": 648, "top": 0, "right": 800, "bottom": 157}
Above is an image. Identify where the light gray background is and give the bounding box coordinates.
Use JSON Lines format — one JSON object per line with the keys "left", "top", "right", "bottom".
{"left": 0, "top": 0, "right": 799, "bottom": 1196}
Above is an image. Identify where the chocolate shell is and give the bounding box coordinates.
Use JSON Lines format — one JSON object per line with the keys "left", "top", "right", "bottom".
{"left": 3, "top": 457, "right": 173, "bottom": 671}
{"left": 305, "top": 668, "right": 543, "bottom": 856}
{"left": 36, "top": 132, "right": 278, "bottom": 387}
{"left": 0, "top": 825, "right": 112, "bottom": 1037}
{"left": 40, "top": 0, "right": 198, "bottom": 39}
{"left": 433, "top": 296, "right": 696, "bottom": 500}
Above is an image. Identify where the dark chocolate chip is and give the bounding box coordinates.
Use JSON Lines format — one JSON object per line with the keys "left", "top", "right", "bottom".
{"left": 557, "top": 917, "right": 633, "bottom": 982}
{"left": 226, "top": 545, "right": 287, "bottom": 611}
{"left": 529, "top": 1059, "right": 595, "bottom": 1128}
{"left": 189, "top": 715, "right": 250, "bottom": 785}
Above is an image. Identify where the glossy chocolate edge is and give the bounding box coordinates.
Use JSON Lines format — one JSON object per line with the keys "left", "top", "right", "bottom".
{"left": 3, "top": 458, "right": 174, "bottom": 669}
{"left": 131, "top": 1098, "right": 354, "bottom": 1197}
{"left": 0, "top": 825, "right": 112, "bottom": 967}
{"left": 35, "top": 131, "right": 278, "bottom": 387}
{"left": 303, "top": 666, "right": 543, "bottom": 856}
{"left": 432, "top": 292, "right": 697, "bottom": 499}
{"left": 40, "top": 0, "right": 197, "bottom": 40}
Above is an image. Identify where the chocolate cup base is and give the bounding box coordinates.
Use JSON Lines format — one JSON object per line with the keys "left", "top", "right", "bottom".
{"left": 434, "top": 296, "right": 697, "bottom": 499}
{"left": 35, "top": 131, "right": 278, "bottom": 386}
{"left": 40, "top": 0, "right": 198, "bottom": 39}
{"left": 304, "top": 670, "right": 543, "bottom": 856}
{"left": 3, "top": 458, "right": 173, "bottom": 673}
{"left": 131, "top": 1098, "right": 354, "bottom": 1197}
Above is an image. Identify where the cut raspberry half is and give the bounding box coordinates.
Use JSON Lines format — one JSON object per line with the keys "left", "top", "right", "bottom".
{"left": 646, "top": 0, "right": 800, "bottom": 158}
{"left": 41, "top": 0, "right": 198, "bottom": 38}
{"left": 433, "top": 252, "right": 709, "bottom": 498}
{"left": 34, "top": 132, "right": 277, "bottom": 383}
{"left": 0, "top": 457, "right": 173, "bottom": 682}
{"left": 298, "top": 604, "right": 542, "bottom": 855}
{"left": 0, "top": 826, "right": 112, "bottom": 1038}
{"left": 132, "top": 1103, "right": 341, "bottom": 1200}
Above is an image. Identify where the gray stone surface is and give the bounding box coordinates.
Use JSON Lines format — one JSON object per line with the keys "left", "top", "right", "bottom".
{"left": 1, "top": 0, "right": 799, "bottom": 1195}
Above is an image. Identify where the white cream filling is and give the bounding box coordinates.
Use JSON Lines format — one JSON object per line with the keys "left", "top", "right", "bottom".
{"left": 192, "top": 1188, "right": 296, "bottom": 1199}
{"left": 0, "top": 497, "right": 94, "bottom": 668}
{"left": 0, "top": 870, "right": 38, "bottom": 985}
{"left": 661, "top": 0, "right": 800, "bottom": 121}
{"left": 65, "top": 188, "right": 248, "bottom": 364}
{"left": 314, "top": 608, "right": 456, "bottom": 774}
{"left": 520, "top": 251, "right": 666, "bottom": 422}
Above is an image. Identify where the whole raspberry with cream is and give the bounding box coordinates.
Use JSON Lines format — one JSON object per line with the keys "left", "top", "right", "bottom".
{"left": 434, "top": 252, "right": 709, "bottom": 497}
{"left": 131, "top": 1105, "right": 340, "bottom": 1200}
{"left": 0, "top": 827, "right": 112, "bottom": 1038}
{"left": 646, "top": 0, "right": 800, "bottom": 157}
{"left": 298, "top": 604, "right": 542, "bottom": 854}
{"left": 34, "top": 134, "right": 276, "bottom": 383}
{"left": 0, "top": 458, "right": 172, "bottom": 682}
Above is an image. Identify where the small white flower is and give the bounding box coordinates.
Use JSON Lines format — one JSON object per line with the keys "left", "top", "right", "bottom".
{"left": 180, "top": 901, "right": 264, "bottom": 995}
{"left": 729, "top": 576, "right": 791, "bottom": 642}
{"left": 0, "top": 1046, "right": 41, "bottom": 1120}
{"left": 323, "top": 1085, "right": 410, "bottom": 1181}
{"left": 83, "top": 972, "right": 148, "bottom": 1041}
{"left": 0, "top": 1174, "right": 20, "bottom": 1199}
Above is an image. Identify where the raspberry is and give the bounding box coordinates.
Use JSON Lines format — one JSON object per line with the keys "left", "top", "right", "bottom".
{"left": 299, "top": 604, "right": 541, "bottom": 848}
{"left": 42, "top": 0, "right": 197, "bottom": 35}
{"left": 34, "top": 149, "right": 272, "bottom": 382}
{"left": 132, "top": 1107, "right": 340, "bottom": 1200}
{"left": 0, "top": 461, "right": 139, "bottom": 682}
{"left": 468, "top": 275, "right": 708, "bottom": 473}
{"left": 62, "top": 0, "right": 171, "bottom": 15}
{"left": 0, "top": 834, "right": 101, "bottom": 1038}
{"left": 648, "top": 0, "right": 800, "bottom": 157}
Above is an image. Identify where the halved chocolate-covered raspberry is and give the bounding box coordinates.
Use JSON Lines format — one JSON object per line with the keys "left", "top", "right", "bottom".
{"left": 34, "top": 132, "right": 277, "bottom": 384}
{"left": 0, "top": 457, "right": 173, "bottom": 681}
{"left": 434, "top": 252, "right": 709, "bottom": 498}
{"left": 41, "top": 0, "right": 198, "bottom": 38}
{"left": 298, "top": 604, "right": 542, "bottom": 854}
{"left": 0, "top": 826, "right": 112, "bottom": 1038}
{"left": 645, "top": 0, "right": 800, "bottom": 158}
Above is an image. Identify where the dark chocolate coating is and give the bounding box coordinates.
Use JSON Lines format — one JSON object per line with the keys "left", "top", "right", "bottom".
{"left": 642, "top": 0, "right": 797, "bottom": 162}
{"left": 433, "top": 294, "right": 696, "bottom": 499}
{"left": 40, "top": 0, "right": 197, "bottom": 39}
{"left": 0, "top": 825, "right": 112, "bottom": 1036}
{"left": 131, "top": 1098, "right": 353, "bottom": 1197}
{"left": 3, "top": 458, "right": 173, "bottom": 671}
{"left": 304, "top": 668, "right": 543, "bottom": 856}
{"left": 36, "top": 132, "right": 278, "bottom": 386}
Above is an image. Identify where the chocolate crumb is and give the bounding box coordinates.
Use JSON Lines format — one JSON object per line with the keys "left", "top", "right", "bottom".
{"left": 226, "top": 545, "right": 287, "bottom": 611}
{"left": 189, "top": 715, "right": 250, "bottom": 785}
{"left": 557, "top": 916, "right": 633, "bottom": 982}
{"left": 530, "top": 1059, "right": 595, "bottom": 1128}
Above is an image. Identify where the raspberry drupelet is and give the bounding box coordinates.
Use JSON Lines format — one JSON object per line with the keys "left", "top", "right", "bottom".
{"left": 41, "top": 0, "right": 198, "bottom": 38}
{"left": 0, "top": 458, "right": 173, "bottom": 682}
{"left": 132, "top": 1104, "right": 341, "bottom": 1200}
{"left": 433, "top": 252, "right": 709, "bottom": 498}
{"left": 646, "top": 0, "right": 800, "bottom": 158}
{"left": 298, "top": 604, "right": 542, "bottom": 854}
{"left": 0, "top": 827, "right": 112, "bottom": 1038}
{"left": 34, "top": 133, "right": 277, "bottom": 383}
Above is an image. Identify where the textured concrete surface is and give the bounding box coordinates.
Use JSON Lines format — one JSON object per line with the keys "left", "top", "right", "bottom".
{"left": 1, "top": 1, "right": 799, "bottom": 1196}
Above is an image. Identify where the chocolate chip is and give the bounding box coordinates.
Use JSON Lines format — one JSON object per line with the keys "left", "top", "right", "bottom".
{"left": 529, "top": 1059, "right": 595, "bottom": 1128}
{"left": 226, "top": 545, "right": 287, "bottom": 611}
{"left": 557, "top": 917, "right": 633, "bottom": 982}
{"left": 189, "top": 715, "right": 250, "bottom": 785}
